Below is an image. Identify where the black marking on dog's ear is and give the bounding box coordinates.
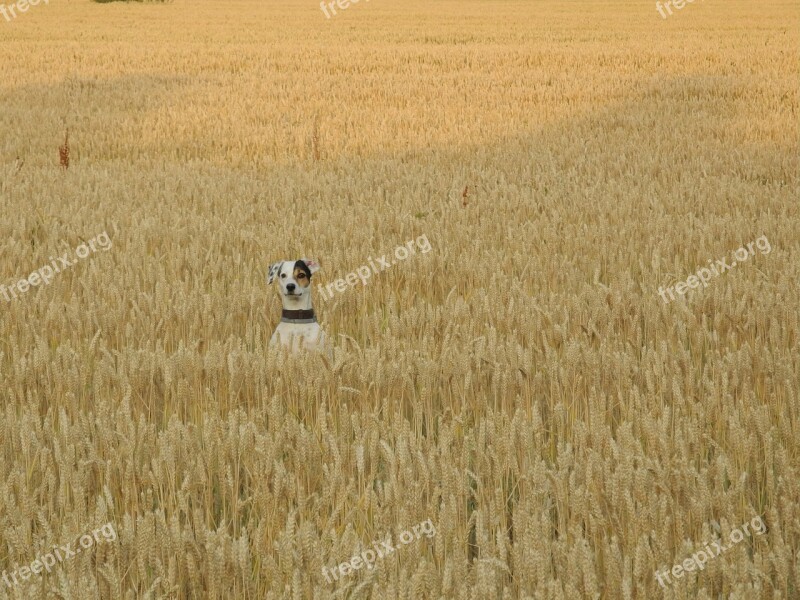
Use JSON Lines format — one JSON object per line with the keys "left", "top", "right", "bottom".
{"left": 268, "top": 262, "right": 283, "bottom": 285}
{"left": 294, "top": 260, "right": 312, "bottom": 279}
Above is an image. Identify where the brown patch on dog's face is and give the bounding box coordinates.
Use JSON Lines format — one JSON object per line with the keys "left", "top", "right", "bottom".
{"left": 293, "top": 261, "right": 311, "bottom": 288}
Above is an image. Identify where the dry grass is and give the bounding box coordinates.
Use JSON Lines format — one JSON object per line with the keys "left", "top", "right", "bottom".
{"left": 0, "top": 0, "right": 798, "bottom": 598}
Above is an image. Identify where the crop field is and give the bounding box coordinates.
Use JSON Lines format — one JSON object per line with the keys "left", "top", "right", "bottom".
{"left": 0, "top": 0, "right": 798, "bottom": 598}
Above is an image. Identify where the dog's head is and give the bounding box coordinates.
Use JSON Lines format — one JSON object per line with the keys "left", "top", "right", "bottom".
{"left": 268, "top": 259, "right": 320, "bottom": 307}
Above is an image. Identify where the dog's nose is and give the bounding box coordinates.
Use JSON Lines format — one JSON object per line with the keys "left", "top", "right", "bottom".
{"left": 286, "top": 283, "right": 296, "bottom": 292}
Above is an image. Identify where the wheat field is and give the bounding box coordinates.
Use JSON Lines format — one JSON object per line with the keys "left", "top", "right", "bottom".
{"left": 0, "top": 0, "right": 798, "bottom": 598}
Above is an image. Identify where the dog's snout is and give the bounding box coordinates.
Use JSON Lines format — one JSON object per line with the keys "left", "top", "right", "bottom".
{"left": 286, "top": 283, "right": 296, "bottom": 292}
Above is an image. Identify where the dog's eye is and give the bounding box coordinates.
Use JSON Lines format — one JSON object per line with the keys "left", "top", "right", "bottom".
{"left": 297, "top": 273, "right": 306, "bottom": 279}
{"left": 280, "top": 273, "right": 286, "bottom": 278}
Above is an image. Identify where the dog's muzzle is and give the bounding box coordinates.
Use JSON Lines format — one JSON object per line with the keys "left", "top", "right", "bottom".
{"left": 281, "top": 308, "right": 317, "bottom": 324}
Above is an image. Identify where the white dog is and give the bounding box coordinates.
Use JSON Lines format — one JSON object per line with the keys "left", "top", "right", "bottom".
{"left": 268, "top": 259, "right": 328, "bottom": 353}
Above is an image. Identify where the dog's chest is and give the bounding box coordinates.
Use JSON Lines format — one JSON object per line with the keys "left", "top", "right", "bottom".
{"left": 271, "top": 321, "right": 325, "bottom": 351}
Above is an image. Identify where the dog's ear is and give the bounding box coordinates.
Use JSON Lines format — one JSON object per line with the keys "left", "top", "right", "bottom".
{"left": 302, "top": 259, "right": 320, "bottom": 275}
{"left": 267, "top": 262, "right": 283, "bottom": 285}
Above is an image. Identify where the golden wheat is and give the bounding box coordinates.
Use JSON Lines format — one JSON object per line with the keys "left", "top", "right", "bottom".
{"left": 0, "top": 0, "right": 798, "bottom": 598}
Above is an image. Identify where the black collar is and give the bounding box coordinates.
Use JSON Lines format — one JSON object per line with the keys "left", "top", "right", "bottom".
{"left": 281, "top": 308, "right": 317, "bottom": 324}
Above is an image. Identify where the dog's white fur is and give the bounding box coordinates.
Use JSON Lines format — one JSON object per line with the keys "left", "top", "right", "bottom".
{"left": 268, "top": 259, "right": 328, "bottom": 353}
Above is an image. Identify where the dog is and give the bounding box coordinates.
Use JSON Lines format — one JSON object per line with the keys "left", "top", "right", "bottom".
{"left": 268, "top": 258, "right": 328, "bottom": 353}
